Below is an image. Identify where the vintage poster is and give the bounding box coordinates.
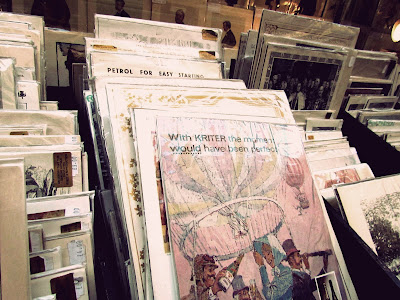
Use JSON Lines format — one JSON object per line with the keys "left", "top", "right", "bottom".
{"left": 156, "top": 116, "right": 350, "bottom": 300}
{"left": 132, "top": 108, "right": 294, "bottom": 299}
{"left": 96, "top": 79, "right": 292, "bottom": 298}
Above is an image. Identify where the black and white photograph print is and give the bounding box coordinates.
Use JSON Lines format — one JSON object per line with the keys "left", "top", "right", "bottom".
{"left": 264, "top": 52, "right": 342, "bottom": 111}
{"left": 315, "top": 271, "right": 342, "bottom": 300}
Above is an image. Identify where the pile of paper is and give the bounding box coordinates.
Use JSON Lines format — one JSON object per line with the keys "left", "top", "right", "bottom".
{"left": 0, "top": 13, "right": 96, "bottom": 300}
{"left": 339, "top": 50, "right": 400, "bottom": 150}
{"left": 0, "top": 12, "right": 47, "bottom": 110}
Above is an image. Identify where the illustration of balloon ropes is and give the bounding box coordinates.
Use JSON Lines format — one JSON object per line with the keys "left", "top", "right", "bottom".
{"left": 169, "top": 195, "right": 300, "bottom": 276}
{"left": 169, "top": 194, "right": 331, "bottom": 294}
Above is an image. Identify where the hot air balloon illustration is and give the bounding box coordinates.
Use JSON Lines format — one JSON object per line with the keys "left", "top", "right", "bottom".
{"left": 284, "top": 156, "right": 309, "bottom": 211}
{"left": 159, "top": 119, "right": 288, "bottom": 263}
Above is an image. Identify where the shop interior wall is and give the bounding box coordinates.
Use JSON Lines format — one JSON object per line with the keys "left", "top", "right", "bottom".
{"left": 9, "top": 0, "right": 400, "bottom": 57}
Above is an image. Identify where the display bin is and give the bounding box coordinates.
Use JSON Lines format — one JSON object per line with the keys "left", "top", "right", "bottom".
{"left": 338, "top": 110, "right": 400, "bottom": 177}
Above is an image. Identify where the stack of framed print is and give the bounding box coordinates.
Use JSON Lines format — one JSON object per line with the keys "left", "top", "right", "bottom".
{"left": 342, "top": 94, "right": 400, "bottom": 145}
{"left": 86, "top": 16, "right": 243, "bottom": 298}
{"left": 130, "top": 108, "right": 357, "bottom": 300}
{"left": 90, "top": 75, "right": 292, "bottom": 298}
{"left": 251, "top": 34, "right": 355, "bottom": 117}
{"left": 292, "top": 110, "right": 336, "bottom": 130}
{"left": 83, "top": 14, "right": 374, "bottom": 300}
{"left": 334, "top": 174, "right": 400, "bottom": 280}
{"left": 233, "top": 30, "right": 258, "bottom": 86}
{"left": 344, "top": 95, "right": 398, "bottom": 120}
{"left": 248, "top": 9, "right": 359, "bottom": 90}
{"left": 0, "top": 111, "right": 96, "bottom": 299}
{"left": 357, "top": 110, "right": 400, "bottom": 125}
{"left": 0, "top": 12, "right": 46, "bottom": 100}
{"left": 26, "top": 192, "right": 96, "bottom": 299}
{"left": 0, "top": 22, "right": 96, "bottom": 296}
{"left": 365, "top": 118, "right": 400, "bottom": 149}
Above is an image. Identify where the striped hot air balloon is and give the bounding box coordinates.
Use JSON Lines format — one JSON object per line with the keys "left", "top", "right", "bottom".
{"left": 285, "top": 157, "right": 304, "bottom": 188}
{"left": 284, "top": 157, "right": 309, "bottom": 210}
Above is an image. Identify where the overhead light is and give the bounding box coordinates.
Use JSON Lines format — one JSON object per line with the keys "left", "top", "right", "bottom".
{"left": 391, "top": 19, "right": 400, "bottom": 42}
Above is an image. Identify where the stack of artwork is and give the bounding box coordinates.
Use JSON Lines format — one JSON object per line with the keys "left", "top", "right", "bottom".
{"left": 0, "top": 13, "right": 96, "bottom": 300}
{"left": 85, "top": 13, "right": 360, "bottom": 300}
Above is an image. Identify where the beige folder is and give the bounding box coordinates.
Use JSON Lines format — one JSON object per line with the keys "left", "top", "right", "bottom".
{"left": 27, "top": 191, "right": 93, "bottom": 220}
{"left": 29, "top": 213, "right": 93, "bottom": 238}
{"left": 45, "top": 231, "right": 96, "bottom": 300}
{"left": 0, "top": 135, "right": 81, "bottom": 147}
{"left": 0, "top": 149, "right": 83, "bottom": 197}
{"left": 31, "top": 264, "right": 89, "bottom": 300}
{"left": 0, "top": 109, "right": 78, "bottom": 135}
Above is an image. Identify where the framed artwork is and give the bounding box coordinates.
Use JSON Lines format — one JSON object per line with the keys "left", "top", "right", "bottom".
{"left": 44, "top": 28, "right": 91, "bottom": 87}
{"left": 133, "top": 109, "right": 356, "bottom": 299}
{"left": 56, "top": 42, "right": 85, "bottom": 87}
{"left": 365, "top": 96, "right": 398, "bottom": 110}
{"left": 249, "top": 9, "right": 359, "bottom": 89}
{"left": 92, "top": 76, "right": 288, "bottom": 298}
{"left": 351, "top": 50, "right": 397, "bottom": 81}
{"left": 335, "top": 174, "right": 400, "bottom": 279}
{"left": 260, "top": 42, "right": 348, "bottom": 113}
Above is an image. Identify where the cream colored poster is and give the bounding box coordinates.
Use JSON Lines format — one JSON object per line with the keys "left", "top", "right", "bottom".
{"left": 153, "top": 116, "right": 349, "bottom": 299}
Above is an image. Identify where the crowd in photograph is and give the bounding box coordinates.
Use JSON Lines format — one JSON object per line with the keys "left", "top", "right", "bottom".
{"left": 266, "top": 73, "right": 335, "bottom": 110}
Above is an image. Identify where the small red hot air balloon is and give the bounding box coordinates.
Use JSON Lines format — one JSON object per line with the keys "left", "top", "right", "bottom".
{"left": 284, "top": 157, "right": 309, "bottom": 210}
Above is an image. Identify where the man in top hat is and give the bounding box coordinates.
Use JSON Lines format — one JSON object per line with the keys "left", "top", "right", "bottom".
{"left": 182, "top": 254, "right": 227, "bottom": 300}
{"left": 232, "top": 275, "right": 251, "bottom": 300}
{"left": 282, "top": 239, "right": 328, "bottom": 300}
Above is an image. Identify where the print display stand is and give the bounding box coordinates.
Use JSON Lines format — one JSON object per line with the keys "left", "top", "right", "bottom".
{"left": 324, "top": 200, "right": 400, "bottom": 298}
{"left": 69, "top": 62, "right": 135, "bottom": 299}
{"left": 338, "top": 110, "right": 400, "bottom": 177}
